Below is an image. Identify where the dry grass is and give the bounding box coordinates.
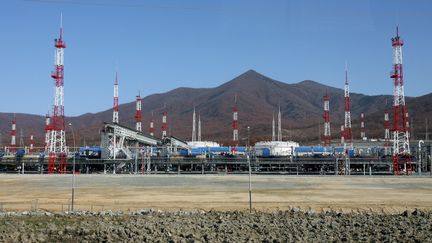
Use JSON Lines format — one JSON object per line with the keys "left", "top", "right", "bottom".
{"left": 0, "top": 175, "right": 431, "bottom": 213}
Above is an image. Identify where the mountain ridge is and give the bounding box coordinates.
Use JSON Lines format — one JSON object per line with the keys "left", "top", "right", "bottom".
{"left": 0, "top": 70, "right": 430, "bottom": 146}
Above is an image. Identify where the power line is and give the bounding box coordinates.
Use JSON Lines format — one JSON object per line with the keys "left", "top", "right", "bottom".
{"left": 23, "top": 0, "right": 220, "bottom": 12}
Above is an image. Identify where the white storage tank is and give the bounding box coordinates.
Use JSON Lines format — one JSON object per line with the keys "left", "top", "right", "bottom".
{"left": 255, "top": 141, "right": 299, "bottom": 157}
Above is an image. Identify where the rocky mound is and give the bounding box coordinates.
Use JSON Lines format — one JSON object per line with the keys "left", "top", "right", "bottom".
{"left": 0, "top": 209, "right": 430, "bottom": 242}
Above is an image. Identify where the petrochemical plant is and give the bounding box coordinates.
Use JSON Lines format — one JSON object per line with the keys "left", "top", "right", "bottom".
{"left": 0, "top": 18, "right": 431, "bottom": 176}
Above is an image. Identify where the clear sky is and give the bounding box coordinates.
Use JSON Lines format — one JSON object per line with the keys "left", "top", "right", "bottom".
{"left": 1, "top": 0, "right": 431, "bottom": 116}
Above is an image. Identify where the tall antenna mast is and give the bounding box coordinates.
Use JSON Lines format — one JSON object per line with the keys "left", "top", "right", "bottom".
{"left": 232, "top": 94, "right": 239, "bottom": 146}
{"left": 135, "top": 92, "right": 142, "bottom": 132}
{"left": 10, "top": 114, "right": 16, "bottom": 152}
{"left": 390, "top": 27, "right": 411, "bottom": 175}
{"left": 323, "top": 91, "right": 331, "bottom": 146}
{"left": 47, "top": 14, "right": 67, "bottom": 174}
{"left": 344, "top": 63, "right": 353, "bottom": 149}
{"left": 161, "top": 104, "right": 167, "bottom": 138}
{"left": 113, "top": 72, "right": 119, "bottom": 123}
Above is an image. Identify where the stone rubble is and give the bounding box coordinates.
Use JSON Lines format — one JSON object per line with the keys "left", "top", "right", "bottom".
{"left": 0, "top": 208, "right": 430, "bottom": 242}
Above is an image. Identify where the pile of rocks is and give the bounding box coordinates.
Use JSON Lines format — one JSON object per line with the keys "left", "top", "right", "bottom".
{"left": 0, "top": 209, "right": 430, "bottom": 242}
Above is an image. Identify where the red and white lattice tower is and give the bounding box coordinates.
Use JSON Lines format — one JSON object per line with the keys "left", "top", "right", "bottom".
{"left": 149, "top": 111, "right": 155, "bottom": 137}
{"left": 44, "top": 113, "right": 50, "bottom": 151}
{"left": 360, "top": 112, "right": 365, "bottom": 139}
{"left": 47, "top": 15, "right": 67, "bottom": 174}
{"left": 323, "top": 93, "right": 331, "bottom": 146}
{"left": 390, "top": 27, "right": 411, "bottom": 175}
{"left": 342, "top": 67, "right": 353, "bottom": 175}
{"left": 135, "top": 93, "right": 142, "bottom": 132}
{"left": 161, "top": 106, "right": 167, "bottom": 138}
{"left": 384, "top": 103, "right": 390, "bottom": 155}
{"left": 10, "top": 115, "right": 16, "bottom": 152}
{"left": 29, "top": 135, "right": 34, "bottom": 153}
{"left": 343, "top": 67, "right": 353, "bottom": 149}
{"left": 232, "top": 95, "right": 239, "bottom": 146}
{"left": 113, "top": 72, "right": 119, "bottom": 123}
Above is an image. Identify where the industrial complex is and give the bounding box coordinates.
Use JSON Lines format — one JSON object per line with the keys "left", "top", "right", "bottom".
{"left": 0, "top": 18, "right": 431, "bottom": 176}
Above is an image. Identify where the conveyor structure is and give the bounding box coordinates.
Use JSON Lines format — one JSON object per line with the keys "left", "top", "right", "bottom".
{"left": 100, "top": 123, "right": 161, "bottom": 159}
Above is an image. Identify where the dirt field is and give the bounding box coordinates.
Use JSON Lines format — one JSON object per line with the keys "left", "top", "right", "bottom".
{"left": 0, "top": 174, "right": 431, "bottom": 213}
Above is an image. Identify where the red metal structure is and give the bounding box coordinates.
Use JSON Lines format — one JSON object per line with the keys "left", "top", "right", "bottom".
{"left": 10, "top": 115, "right": 16, "bottom": 152}
{"left": 323, "top": 92, "right": 331, "bottom": 146}
{"left": 390, "top": 27, "right": 411, "bottom": 175}
{"left": 343, "top": 68, "right": 353, "bottom": 149}
{"left": 135, "top": 93, "right": 142, "bottom": 132}
{"left": 161, "top": 105, "right": 167, "bottom": 138}
{"left": 113, "top": 72, "right": 119, "bottom": 124}
{"left": 47, "top": 15, "right": 67, "bottom": 174}
{"left": 232, "top": 95, "right": 239, "bottom": 147}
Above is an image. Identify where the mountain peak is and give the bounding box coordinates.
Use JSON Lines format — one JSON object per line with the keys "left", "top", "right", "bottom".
{"left": 238, "top": 69, "right": 266, "bottom": 79}
{"left": 224, "top": 69, "right": 275, "bottom": 88}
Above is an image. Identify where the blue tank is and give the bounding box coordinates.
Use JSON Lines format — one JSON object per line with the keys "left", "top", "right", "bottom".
{"left": 15, "top": 149, "right": 26, "bottom": 158}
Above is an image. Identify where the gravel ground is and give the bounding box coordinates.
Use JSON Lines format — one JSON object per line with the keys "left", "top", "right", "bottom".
{"left": 0, "top": 209, "right": 431, "bottom": 242}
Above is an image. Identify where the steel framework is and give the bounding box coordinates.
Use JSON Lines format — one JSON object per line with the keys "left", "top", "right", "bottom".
{"left": 390, "top": 27, "right": 411, "bottom": 175}
{"left": 47, "top": 15, "right": 67, "bottom": 174}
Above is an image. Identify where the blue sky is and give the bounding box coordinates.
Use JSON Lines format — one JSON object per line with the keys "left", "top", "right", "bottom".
{"left": 1, "top": 0, "right": 431, "bottom": 116}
